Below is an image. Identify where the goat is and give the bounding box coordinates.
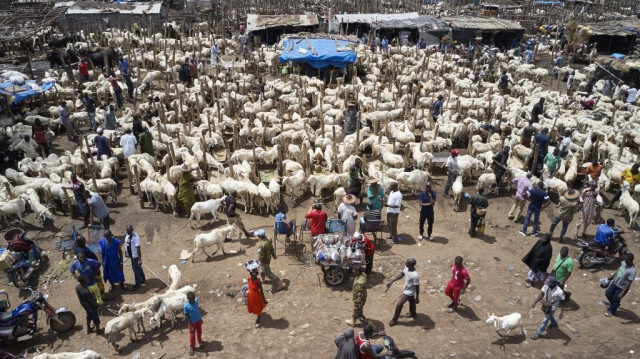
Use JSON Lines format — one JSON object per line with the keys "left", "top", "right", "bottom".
{"left": 191, "top": 225, "right": 239, "bottom": 261}
{"left": 485, "top": 313, "right": 524, "bottom": 346}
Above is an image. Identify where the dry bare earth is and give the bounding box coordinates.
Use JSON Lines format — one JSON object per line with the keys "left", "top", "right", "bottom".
{"left": 4, "top": 131, "right": 640, "bottom": 359}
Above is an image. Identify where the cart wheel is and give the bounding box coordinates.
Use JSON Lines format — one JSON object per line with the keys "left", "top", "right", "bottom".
{"left": 324, "top": 268, "right": 345, "bottom": 286}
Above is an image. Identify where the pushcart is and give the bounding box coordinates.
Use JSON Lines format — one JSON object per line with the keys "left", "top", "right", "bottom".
{"left": 313, "top": 234, "right": 363, "bottom": 286}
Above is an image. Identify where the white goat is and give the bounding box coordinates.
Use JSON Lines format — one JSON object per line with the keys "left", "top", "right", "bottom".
{"left": 191, "top": 225, "right": 238, "bottom": 261}
{"left": 485, "top": 313, "right": 524, "bottom": 345}
{"left": 189, "top": 196, "right": 226, "bottom": 228}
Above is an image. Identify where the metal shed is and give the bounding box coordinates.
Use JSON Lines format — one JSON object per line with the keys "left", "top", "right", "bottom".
{"left": 246, "top": 14, "right": 320, "bottom": 45}
{"left": 58, "top": 2, "right": 168, "bottom": 33}
{"left": 443, "top": 16, "right": 525, "bottom": 48}
{"left": 369, "top": 16, "right": 451, "bottom": 47}
{"left": 329, "top": 12, "right": 420, "bottom": 36}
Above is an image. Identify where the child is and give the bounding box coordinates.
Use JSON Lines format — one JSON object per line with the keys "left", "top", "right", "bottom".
{"left": 183, "top": 291, "right": 203, "bottom": 356}
{"left": 245, "top": 260, "right": 267, "bottom": 328}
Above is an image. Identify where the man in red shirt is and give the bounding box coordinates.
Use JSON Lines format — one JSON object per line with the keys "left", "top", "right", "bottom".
{"left": 31, "top": 118, "right": 49, "bottom": 156}
{"left": 108, "top": 73, "right": 123, "bottom": 110}
{"left": 78, "top": 59, "right": 90, "bottom": 82}
{"left": 354, "top": 232, "right": 375, "bottom": 274}
{"left": 445, "top": 256, "right": 471, "bottom": 313}
{"left": 305, "top": 203, "right": 327, "bottom": 236}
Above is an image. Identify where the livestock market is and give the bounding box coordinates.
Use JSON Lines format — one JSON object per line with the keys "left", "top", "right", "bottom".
{"left": 0, "top": 0, "right": 640, "bottom": 357}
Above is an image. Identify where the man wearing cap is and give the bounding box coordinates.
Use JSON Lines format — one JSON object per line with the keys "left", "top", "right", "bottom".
{"left": 432, "top": 95, "right": 443, "bottom": 123}
{"left": 256, "top": 230, "right": 287, "bottom": 290}
{"left": 354, "top": 232, "right": 375, "bottom": 275}
{"left": 443, "top": 149, "right": 459, "bottom": 199}
{"left": 530, "top": 275, "right": 565, "bottom": 340}
{"left": 386, "top": 257, "right": 420, "bottom": 326}
{"left": 338, "top": 194, "right": 358, "bottom": 237}
{"left": 94, "top": 128, "right": 111, "bottom": 159}
{"left": 548, "top": 189, "right": 580, "bottom": 242}
{"left": 346, "top": 264, "right": 368, "bottom": 326}
{"left": 305, "top": 202, "right": 328, "bottom": 236}
{"left": 490, "top": 146, "right": 510, "bottom": 188}
{"left": 343, "top": 100, "right": 359, "bottom": 140}
{"left": 386, "top": 182, "right": 402, "bottom": 241}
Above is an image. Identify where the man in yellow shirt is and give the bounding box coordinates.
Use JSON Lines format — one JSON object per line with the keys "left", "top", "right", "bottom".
{"left": 609, "top": 163, "right": 640, "bottom": 208}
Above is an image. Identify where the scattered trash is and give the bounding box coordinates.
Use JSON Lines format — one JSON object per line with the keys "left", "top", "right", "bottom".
{"left": 179, "top": 250, "right": 191, "bottom": 260}
{"left": 161, "top": 265, "right": 167, "bottom": 269}
{"left": 545, "top": 354, "right": 552, "bottom": 359}
{"left": 289, "top": 330, "right": 296, "bottom": 336}
{"left": 417, "top": 243, "right": 423, "bottom": 247}
{"left": 238, "top": 262, "right": 243, "bottom": 266}
{"left": 508, "top": 266, "right": 514, "bottom": 271}
{"left": 225, "top": 284, "right": 233, "bottom": 289}
{"left": 405, "top": 215, "right": 410, "bottom": 218}
{"left": 597, "top": 301, "right": 607, "bottom": 306}
{"left": 227, "top": 274, "right": 231, "bottom": 278}
{"left": 225, "top": 292, "right": 235, "bottom": 297}
{"left": 474, "top": 295, "right": 482, "bottom": 302}
{"left": 132, "top": 352, "right": 141, "bottom": 359}
{"left": 417, "top": 262, "right": 424, "bottom": 267}
{"left": 450, "top": 341, "right": 457, "bottom": 344}
{"left": 228, "top": 250, "right": 238, "bottom": 254}
{"left": 243, "top": 279, "right": 247, "bottom": 283}
{"left": 449, "top": 354, "right": 456, "bottom": 357}
{"left": 583, "top": 273, "right": 587, "bottom": 277}
{"left": 427, "top": 260, "right": 431, "bottom": 263}
{"left": 630, "top": 350, "right": 635, "bottom": 354}
{"left": 180, "top": 260, "right": 187, "bottom": 265}
{"left": 508, "top": 302, "right": 516, "bottom": 306}
{"left": 631, "top": 302, "right": 637, "bottom": 306}
{"left": 473, "top": 268, "right": 480, "bottom": 271}
{"left": 146, "top": 242, "right": 151, "bottom": 245}
{"left": 512, "top": 353, "right": 520, "bottom": 357}
{"left": 299, "top": 323, "right": 310, "bottom": 329}
{"left": 494, "top": 257, "right": 500, "bottom": 261}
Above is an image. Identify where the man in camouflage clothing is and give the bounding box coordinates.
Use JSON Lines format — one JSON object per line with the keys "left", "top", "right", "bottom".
{"left": 256, "top": 229, "right": 287, "bottom": 291}
{"left": 345, "top": 264, "right": 368, "bottom": 326}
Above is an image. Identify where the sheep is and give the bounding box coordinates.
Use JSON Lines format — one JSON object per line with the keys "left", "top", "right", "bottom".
{"left": 282, "top": 169, "right": 306, "bottom": 202}
{"left": 477, "top": 173, "right": 498, "bottom": 195}
{"left": 105, "top": 308, "right": 152, "bottom": 351}
{"left": 86, "top": 178, "right": 118, "bottom": 203}
{"left": 32, "top": 350, "right": 101, "bottom": 359}
{"left": 0, "top": 195, "right": 28, "bottom": 228}
{"left": 373, "top": 144, "right": 404, "bottom": 168}
{"left": 564, "top": 155, "right": 578, "bottom": 187}
{"left": 189, "top": 196, "right": 226, "bottom": 228}
{"left": 485, "top": 313, "right": 524, "bottom": 345}
{"left": 118, "top": 295, "right": 162, "bottom": 315}
{"left": 168, "top": 264, "right": 182, "bottom": 291}
{"left": 195, "top": 180, "right": 223, "bottom": 201}
{"left": 395, "top": 169, "right": 430, "bottom": 195}
{"left": 191, "top": 224, "right": 239, "bottom": 262}
{"left": 452, "top": 175, "right": 464, "bottom": 211}
{"left": 616, "top": 183, "right": 639, "bottom": 228}
{"left": 25, "top": 189, "right": 53, "bottom": 224}
{"left": 543, "top": 177, "right": 568, "bottom": 196}
{"left": 149, "top": 293, "right": 187, "bottom": 329}
{"left": 307, "top": 174, "right": 340, "bottom": 196}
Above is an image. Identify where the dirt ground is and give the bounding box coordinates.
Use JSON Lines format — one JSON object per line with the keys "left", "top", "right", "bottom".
{"left": 4, "top": 121, "right": 640, "bottom": 359}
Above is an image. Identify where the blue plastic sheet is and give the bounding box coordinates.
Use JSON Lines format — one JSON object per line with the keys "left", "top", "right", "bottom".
{"left": 611, "top": 53, "right": 626, "bottom": 59}
{"left": 279, "top": 38, "right": 357, "bottom": 69}
{"left": 0, "top": 80, "right": 55, "bottom": 108}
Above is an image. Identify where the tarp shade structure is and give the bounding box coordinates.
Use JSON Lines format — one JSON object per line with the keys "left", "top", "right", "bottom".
{"left": 279, "top": 38, "right": 357, "bottom": 69}
{"left": 0, "top": 80, "right": 55, "bottom": 108}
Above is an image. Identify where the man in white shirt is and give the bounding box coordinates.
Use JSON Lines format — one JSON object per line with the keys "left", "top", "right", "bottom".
{"left": 86, "top": 190, "right": 110, "bottom": 230}
{"left": 124, "top": 225, "right": 145, "bottom": 290}
{"left": 11, "top": 135, "right": 39, "bottom": 159}
{"left": 566, "top": 71, "right": 575, "bottom": 95}
{"left": 386, "top": 183, "right": 402, "bottom": 241}
{"left": 119, "top": 129, "right": 137, "bottom": 158}
{"left": 558, "top": 129, "right": 572, "bottom": 158}
{"left": 530, "top": 276, "right": 565, "bottom": 340}
{"left": 386, "top": 258, "right": 420, "bottom": 326}
{"left": 443, "top": 149, "right": 460, "bottom": 199}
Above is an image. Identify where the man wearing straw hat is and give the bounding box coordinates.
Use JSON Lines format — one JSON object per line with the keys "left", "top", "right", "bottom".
{"left": 338, "top": 194, "right": 358, "bottom": 237}
{"left": 343, "top": 100, "right": 359, "bottom": 140}
{"left": 547, "top": 189, "right": 580, "bottom": 242}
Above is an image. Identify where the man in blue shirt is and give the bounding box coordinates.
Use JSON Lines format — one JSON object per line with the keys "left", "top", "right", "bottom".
{"left": 184, "top": 291, "right": 203, "bottom": 355}
{"left": 418, "top": 183, "right": 436, "bottom": 242}
{"left": 94, "top": 128, "right": 111, "bottom": 159}
{"left": 118, "top": 58, "right": 134, "bottom": 99}
{"left": 70, "top": 252, "right": 103, "bottom": 305}
{"left": 432, "top": 95, "right": 443, "bottom": 123}
{"left": 275, "top": 205, "right": 294, "bottom": 241}
{"left": 381, "top": 38, "right": 389, "bottom": 51}
{"left": 520, "top": 182, "right": 549, "bottom": 237}
{"left": 594, "top": 218, "right": 616, "bottom": 251}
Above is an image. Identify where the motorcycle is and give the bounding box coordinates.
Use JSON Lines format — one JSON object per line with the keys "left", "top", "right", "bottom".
{"left": 2, "top": 229, "right": 47, "bottom": 288}
{"left": 382, "top": 335, "right": 416, "bottom": 359}
{"left": 577, "top": 228, "right": 628, "bottom": 269}
{"left": 0, "top": 287, "right": 76, "bottom": 343}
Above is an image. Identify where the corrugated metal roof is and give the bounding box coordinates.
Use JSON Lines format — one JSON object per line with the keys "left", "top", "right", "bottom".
{"left": 333, "top": 12, "right": 419, "bottom": 24}
{"left": 369, "top": 16, "right": 450, "bottom": 31}
{"left": 587, "top": 19, "right": 640, "bottom": 37}
{"left": 443, "top": 16, "right": 524, "bottom": 31}
{"left": 66, "top": 2, "right": 163, "bottom": 15}
{"left": 246, "top": 14, "right": 319, "bottom": 32}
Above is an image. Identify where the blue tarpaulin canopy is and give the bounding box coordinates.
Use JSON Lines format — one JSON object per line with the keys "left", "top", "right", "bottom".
{"left": 279, "top": 38, "right": 357, "bottom": 69}
{"left": 0, "top": 80, "right": 55, "bottom": 108}
{"left": 534, "top": 1, "right": 564, "bottom": 5}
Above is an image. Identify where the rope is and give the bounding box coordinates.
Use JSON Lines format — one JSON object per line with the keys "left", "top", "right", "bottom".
{"left": 142, "top": 263, "right": 170, "bottom": 288}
